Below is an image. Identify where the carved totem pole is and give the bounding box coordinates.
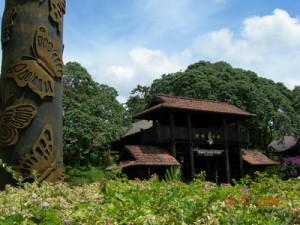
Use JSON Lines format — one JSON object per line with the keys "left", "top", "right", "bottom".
{"left": 0, "top": 0, "right": 66, "bottom": 189}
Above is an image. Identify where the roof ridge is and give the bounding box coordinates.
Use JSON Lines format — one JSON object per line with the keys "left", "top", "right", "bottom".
{"left": 134, "top": 94, "right": 255, "bottom": 119}
{"left": 157, "top": 94, "right": 237, "bottom": 106}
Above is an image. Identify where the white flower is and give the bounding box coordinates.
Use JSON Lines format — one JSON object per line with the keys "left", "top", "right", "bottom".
{"left": 211, "top": 205, "right": 217, "bottom": 211}
{"left": 32, "top": 193, "right": 38, "bottom": 198}
{"left": 41, "top": 202, "right": 49, "bottom": 207}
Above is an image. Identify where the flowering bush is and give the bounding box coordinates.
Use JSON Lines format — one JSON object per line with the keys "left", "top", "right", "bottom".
{"left": 0, "top": 172, "right": 299, "bottom": 224}
{"left": 281, "top": 156, "right": 300, "bottom": 179}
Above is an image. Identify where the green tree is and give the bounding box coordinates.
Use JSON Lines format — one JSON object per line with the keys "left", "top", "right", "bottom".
{"left": 147, "top": 61, "right": 297, "bottom": 149}
{"left": 292, "top": 86, "right": 300, "bottom": 114}
{"left": 292, "top": 86, "right": 300, "bottom": 135}
{"left": 125, "top": 85, "right": 150, "bottom": 118}
{"left": 63, "top": 62, "right": 129, "bottom": 167}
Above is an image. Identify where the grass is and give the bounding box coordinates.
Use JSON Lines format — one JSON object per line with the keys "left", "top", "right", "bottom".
{"left": 64, "top": 166, "right": 105, "bottom": 186}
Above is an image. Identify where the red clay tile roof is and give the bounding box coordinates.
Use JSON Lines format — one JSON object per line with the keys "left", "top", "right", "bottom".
{"left": 135, "top": 95, "right": 255, "bottom": 118}
{"left": 120, "top": 145, "right": 180, "bottom": 168}
{"left": 242, "top": 150, "right": 279, "bottom": 165}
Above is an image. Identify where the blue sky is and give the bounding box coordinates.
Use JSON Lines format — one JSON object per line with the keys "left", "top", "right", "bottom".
{"left": 1, "top": 1, "right": 300, "bottom": 102}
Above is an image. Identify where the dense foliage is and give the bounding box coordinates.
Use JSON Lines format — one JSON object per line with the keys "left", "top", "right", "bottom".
{"left": 126, "top": 85, "right": 149, "bottom": 119}
{"left": 63, "top": 62, "right": 129, "bottom": 167}
{"left": 292, "top": 86, "right": 300, "bottom": 135}
{"left": 127, "top": 61, "right": 300, "bottom": 149}
{"left": 292, "top": 86, "right": 300, "bottom": 114}
{"left": 0, "top": 171, "right": 299, "bottom": 224}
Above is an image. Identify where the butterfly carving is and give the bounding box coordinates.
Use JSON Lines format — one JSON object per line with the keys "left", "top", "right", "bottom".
{"left": 0, "top": 103, "right": 36, "bottom": 147}
{"left": 6, "top": 26, "right": 63, "bottom": 99}
{"left": 1, "top": 7, "right": 16, "bottom": 46}
{"left": 49, "top": 0, "right": 66, "bottom": 33}
{"left": 12, "top": 124, "right": 65, "bottom": 182}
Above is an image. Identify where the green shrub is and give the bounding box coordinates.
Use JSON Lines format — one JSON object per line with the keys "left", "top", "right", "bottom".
{"left": 0, "top": 170, "right": 299, "bottom": 224}
{"left": 64, "top": 166, "right": 104, "bottom": 186}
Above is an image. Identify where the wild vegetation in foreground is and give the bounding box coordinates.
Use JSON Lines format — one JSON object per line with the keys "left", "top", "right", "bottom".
{"left": 0, "top": 169, "right": 299, "bottom": 225}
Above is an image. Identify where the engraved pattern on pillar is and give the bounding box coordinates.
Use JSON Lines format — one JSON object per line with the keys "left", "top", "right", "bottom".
{"left": 5, "top": 26, "right": 63, "bottom": 99}
{"left": 12, "top": 124, "right": 65, "bottom": 182}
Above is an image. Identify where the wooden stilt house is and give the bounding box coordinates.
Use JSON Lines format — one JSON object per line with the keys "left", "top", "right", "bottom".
{"left": 116, "top": 95, "right": 256, "bottom": 182}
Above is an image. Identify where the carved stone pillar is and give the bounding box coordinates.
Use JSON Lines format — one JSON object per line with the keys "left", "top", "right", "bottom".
{"left": 0, "top": 0, "right": 66, "bottom": 189}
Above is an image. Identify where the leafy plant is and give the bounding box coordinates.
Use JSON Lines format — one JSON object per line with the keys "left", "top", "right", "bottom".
{"left": 0, "top": 159, "right": 24, "bottom": 186}
{"left": 164, "top": 166, "right": 182, "bottom": 182}
{"left": 0, "top": 171, "right": 299, "bottom": 224}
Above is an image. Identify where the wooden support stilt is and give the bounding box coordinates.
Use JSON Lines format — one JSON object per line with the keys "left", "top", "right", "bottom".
{"left": 169, "top": 111, "right": 176, "bottom": 157}
{"left": 187, "top": 113, "right": 194, "bottom": 180}
{"left": 223, "top": 117, "right": 230, "bottom": 183}
{"left": 236, "top": 120, "right": 243, "bottom": 179}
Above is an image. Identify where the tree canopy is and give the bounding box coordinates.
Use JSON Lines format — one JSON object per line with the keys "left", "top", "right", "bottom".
{"left": 126, "top": 85, "right": 149, "bottom": 119}
{"left": 292, "top": 86, "right": 300, "bottom": 135}
{"left": 292, "top": 86, "right": 300, "bottom": 114}
{"left": 128, "top": 61, "right": 299, "bottom": 149}
{"left": 63, "top": 62, "right": 129, "bottom": 167}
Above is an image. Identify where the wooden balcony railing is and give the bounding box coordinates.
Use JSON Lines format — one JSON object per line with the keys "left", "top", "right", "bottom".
{"left": 141, "top": 125, "right": 249, "bottom": 145}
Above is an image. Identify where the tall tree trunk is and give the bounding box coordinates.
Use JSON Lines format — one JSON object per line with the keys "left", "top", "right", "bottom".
{"left": 0, "top": 0, "right": 66, "bottom": 189}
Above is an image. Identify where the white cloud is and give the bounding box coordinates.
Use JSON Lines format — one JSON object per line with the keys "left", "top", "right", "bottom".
{"left": 129, "top": 47, "right": 188, "bottom": 79}
{"left": 242, "top": 9, "right": 300, "bottom": 50}
{"left": 286, "top": 77, "right": 300, "bottom": 89}
{"left": 105, "top": 66, "right": 135, "bottom": 82}
{"left": 100, "top": 47, "right": 191, "bottom": 103}
{"left": 193, "top": 9, "right": 300, "bottom": 89}
{"left": 197, "top": 28, "right": 264, "bottom": 63}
